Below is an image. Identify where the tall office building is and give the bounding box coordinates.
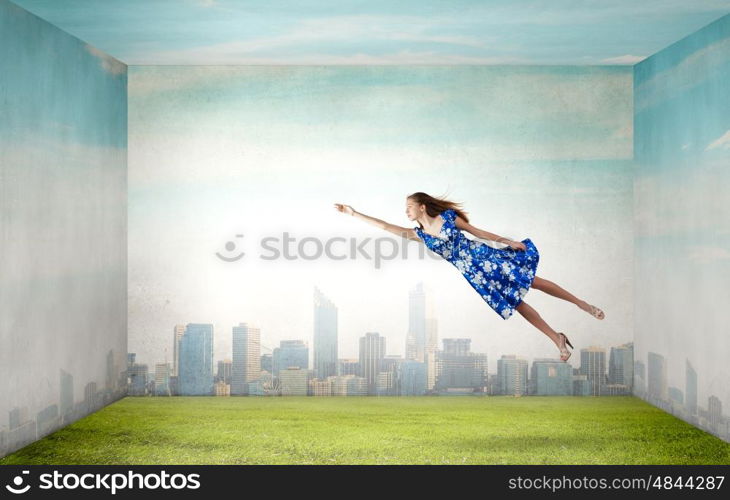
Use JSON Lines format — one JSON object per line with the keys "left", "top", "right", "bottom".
{"left": 217, "top": 359, "right": 232, "bottom": 384}
{"left": 398, "top": 360, "right": 427, "bottom": 396}
{"left": 435, "top": 339, "right": 488, "bottom": 392}
{"left": 579, "top": 346, "right": 607, "bottom": 396}
{"left": 405, "top": 282, "right": 435, "bottom": 362}
{"left": 59, "top": 369, "right": 73, "bottom": 422}
{"left": 531, "top": 358, "right": 573, "bottom": 395}
{"left": 338, "top": 358, "right": 359, "bottom": 376}
{"left": 359, "top": 332, "right": 386, "bottom": 395}
{"left": 443, "top": 338, "right": 470, "bottom": 356}
{"left": 708, "top": 396, "right": 722, "bottom": 430}
{"left": 179, "top": 323, "right": 214, "bottom": 395}
{"left": 231, "top": 322, "right": 261, "bottom": 395}
{"left": 425, "top": 347, "right": 438, "bottom": 391}
{"left": 279, "top": 368, "right": 310, "bottom": 396}
{"left": 273, "top": 340, "right": 309, "bottom": 376}
{"left": 172, "top": 324, "right": 185, "bottom": 377}
{"left": 128, "top": 363, "right": 149, "bottom": 396}
{"left": 634, "top": 360, "right": 646, "bottom": 394}
{"left": 155, "top": 363, "right": 171, "bottom": 396}
{"left": 381, "top": 355, "right": 404, "bottom": 373}
{"left": 668, "top": 387, "right": 684, "bottom": 405}
{"left": 497, "top": 355, "right": 528, "bottom": 396}
{"left": 260, "top": 353, "right": 272, "bottom": 374}
{"left": 647, "top": 351, "right": 668, "bottom": 401}
{"left": 686, "top": 359, "right": 698, "bottom": 415}
{"left": 314, "top": 287, "right": 338, "bottom": 379}
{"left": 376, "top": 371, "right": 396, "bottom": 396}
{"left": 609, "top": 342, "right": 633, "bottom": 387}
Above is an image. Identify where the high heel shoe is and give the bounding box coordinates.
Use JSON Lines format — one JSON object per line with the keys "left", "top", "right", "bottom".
{"left": 556, "top": 332, "right": 574, "bottom": 362}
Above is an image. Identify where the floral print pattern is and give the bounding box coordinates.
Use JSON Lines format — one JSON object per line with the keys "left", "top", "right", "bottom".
{"left": 414, "top": 209, "right": 540, "bottom": 320}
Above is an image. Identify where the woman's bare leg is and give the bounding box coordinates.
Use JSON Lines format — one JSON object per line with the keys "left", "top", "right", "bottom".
{"left": 531, "top": 275, "right": 592, "bottom": 312}
{"left": 515, "top": 301, "right": 562, "bottom": 349}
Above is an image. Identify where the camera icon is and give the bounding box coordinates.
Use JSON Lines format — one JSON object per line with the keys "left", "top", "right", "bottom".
{"left": 5, "top": 470, "right": 31, "bottom": 494}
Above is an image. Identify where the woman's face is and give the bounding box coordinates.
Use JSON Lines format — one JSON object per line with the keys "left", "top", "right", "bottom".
{"left": 405, "top": 198, "right": 422, "bottom": 220}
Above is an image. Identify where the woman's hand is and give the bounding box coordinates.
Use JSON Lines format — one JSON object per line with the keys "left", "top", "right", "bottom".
{"left": 507, "top": 240, "right": 526, "bottom": 251}
{"left": 334, "top": 203, "right": 355, "bottom": 216}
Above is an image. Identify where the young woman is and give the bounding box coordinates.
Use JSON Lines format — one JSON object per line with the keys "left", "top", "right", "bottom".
{"left": 334, "top": 192, "right": 605, "bottom": 362}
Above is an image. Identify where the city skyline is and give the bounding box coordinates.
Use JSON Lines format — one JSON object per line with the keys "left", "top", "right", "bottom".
{"left": 130, "top": 282, "right": 634, "bottom": 382}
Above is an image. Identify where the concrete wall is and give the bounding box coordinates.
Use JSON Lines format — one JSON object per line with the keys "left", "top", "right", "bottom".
{"left": 0, "top": 0, "right": 128, "bottom": 457}
{"left": 634, "top": 13, "right": 730, "bottom": 443}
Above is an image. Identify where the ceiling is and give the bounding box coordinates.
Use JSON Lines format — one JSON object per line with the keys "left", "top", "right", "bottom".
{"left": 10, "top": 0, "right": 730, "bottom": 65}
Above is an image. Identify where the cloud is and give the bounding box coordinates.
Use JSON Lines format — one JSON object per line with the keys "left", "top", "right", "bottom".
{"left": 705, "top": 129, "right": 730, "bottom": 150}
{"left": 635, "top": 37, "right": 730, "bottom": 112}
{"left": 84, "top": 44, "right": 126, "bottom": 75}
{"left": 126, "top": 14, "right": 508, "bottom": 64}
{"left": 634, "top": 156, "right": 730, "bottom": 237}
{"left": 600, "top": 54, "right": 646, "bottom": 65}
{"left": 688, "top": 245, "right": 730, "bottom": 262}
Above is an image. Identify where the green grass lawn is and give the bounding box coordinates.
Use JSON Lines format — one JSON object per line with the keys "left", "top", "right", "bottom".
{"left": 1, "top": 396, "right": 728, "bottom": 465}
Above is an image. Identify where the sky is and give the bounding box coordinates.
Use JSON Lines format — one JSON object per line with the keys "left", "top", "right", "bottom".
{"left": 9, "top": 0, "right": 730, "bottom": 65}
{"left": 127, "top": 65, "right": 634, "bottom": 377}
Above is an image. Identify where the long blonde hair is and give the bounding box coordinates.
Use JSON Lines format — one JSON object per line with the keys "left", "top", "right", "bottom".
{"left": 407, "top": 192, "right": 469, "bottom": 229}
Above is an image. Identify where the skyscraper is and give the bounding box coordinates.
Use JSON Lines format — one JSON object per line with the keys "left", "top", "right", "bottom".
{"left": 155, "top": 363, "right": 171, "bottom": 396}
{"left": 279, "top": 368, "right": 310, "bottom": 396}
{"left": 708, "top": 396, "right": 722, "bottom": 431}
{"left": 634, "top": 360, "right": 646, "bottom": 395}
{"left": 497, "top": 355, "right": 528, "bottom": 396}
{"left": 231, "top": 322, "right": 261, "bottom": 395}
{"left": 273, "top": 340, "right": 309, "bottom": 376}
{"left": 686, "top": 359, "right": 698, "bottom": 416}
{"left": 338, "top": 358, "right": 359, "bottom": 376}
{"left": 217, "top": 359, "right": 232, "bottom": 384}
{"left": 314, "top": 287, "right": 338, "bottom": 379}
{"left": 398, "top": 360, "right": 427, "bottom": 396}
{"left": 647, "top": 351, "right": 667, "bottom": 401}
{"left": 668, "top": 387, "right": 684, "bottom": 405}
{"left": 359, "top": 332, "right": 386, "bottom": 395}
{"left": 531, "top": 358, "right": 573, "bottom": 395}
{"left": 436, "top": 339, "right": 488, "bottom": 392}
{"left": 179, "top": 324, "right": 214, "bottom": 396}
{"left": 59, "top": 369, "right": 73, "bottom": 423}
{"left": 579, "top": 346, "right": 606, "bottom": 396}
{"left": 172, "top": 324, "right": 185, "bottom": 377}
{"left": 128, "top": 363, "right": 149, "bottom": 396}
{"left": 609, "top": 342, "right": 633, "bottom": 387}
{"left": 406, "top": 282, "right": 435, "bottom": 362}
{"left": 426, "top": 316, "right": 438, "bottom": 354}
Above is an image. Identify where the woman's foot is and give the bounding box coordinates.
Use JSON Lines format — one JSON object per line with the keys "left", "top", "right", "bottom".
{"left": 578, "top": 300, "right": 604, "bottom": 320}
{"left": 556, "top": 332, "right": 573, "bottom": 362}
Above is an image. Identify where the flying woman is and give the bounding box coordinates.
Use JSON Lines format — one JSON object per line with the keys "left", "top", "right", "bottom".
{"left": 334, "top": 192, "right": 604, "bottom": 362}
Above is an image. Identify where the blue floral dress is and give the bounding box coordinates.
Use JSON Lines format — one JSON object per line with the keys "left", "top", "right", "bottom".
{"left": 414, "top": 209, "right": 540, "bottom": 320}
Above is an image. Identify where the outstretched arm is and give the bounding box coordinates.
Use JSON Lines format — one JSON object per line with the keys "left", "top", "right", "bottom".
{"left": 455, "top": 215, "right": 526, "bottom": 250}
{"left": 334, "top": 203, "right": 420, "bottom": 241}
